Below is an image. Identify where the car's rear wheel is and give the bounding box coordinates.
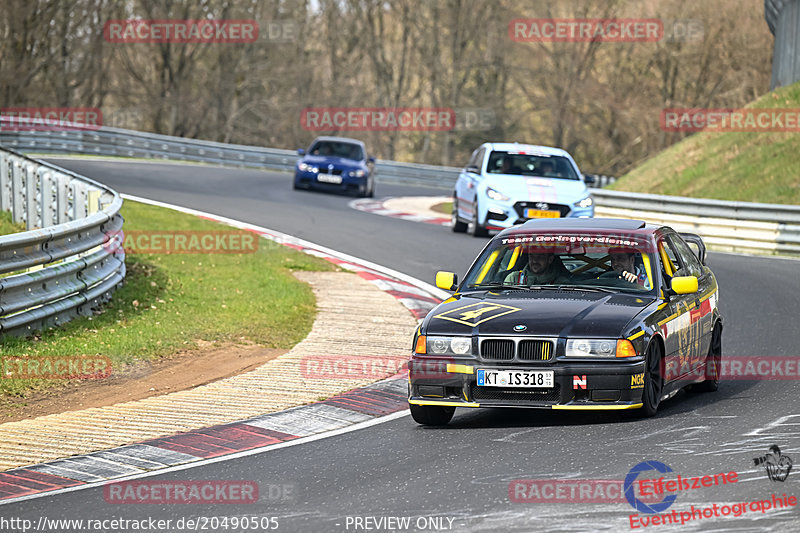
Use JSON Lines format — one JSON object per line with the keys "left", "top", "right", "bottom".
{"left": 410, "top": 403, "right": 455, "bottom": 426}
{"left": 451, "top": 196, "right": 467, "bottom": 233}
{"left": 470, "top": 201, "right": 489, "bottom": 237}
{"left": 635, "top": 341, "right": 663, "bottom": 417}
{"left": 692, "top": 322, "right": 722, "bottom": 392}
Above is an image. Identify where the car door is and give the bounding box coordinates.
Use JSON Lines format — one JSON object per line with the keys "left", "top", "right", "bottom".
{"left": 668, "top": 233, "right": 713, "bottom": 370}
{"left": 457, "top": 147, "right": 484, "bottom": 221}
{"left": 657, "top": 236, "right": 696, "bottom": 381}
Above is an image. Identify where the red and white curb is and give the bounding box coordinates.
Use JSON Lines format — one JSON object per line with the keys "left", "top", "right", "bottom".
{"left": 350, "top": 197, "right": 451, "bottom": 227}
{"left": 0, "top": 194, "right": 448, "bottom": 505}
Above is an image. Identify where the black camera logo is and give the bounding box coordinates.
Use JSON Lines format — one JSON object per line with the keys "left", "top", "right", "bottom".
{"left": 753, "top": 445, "right": 793, "bottom": 482}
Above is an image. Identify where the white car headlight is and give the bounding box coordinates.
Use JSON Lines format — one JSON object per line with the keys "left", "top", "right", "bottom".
{"left": 349, "top": 169, "right": 366, "bottom": 178}
{"left": 298, "top": 162, "right": 317, "bottom": 173}
{"left": 427, "top": 336, "right": 473, "bottom": 356}
{"left": 486, "top": 187, "right": 510, "bottom": 202}
{"left": 565, "top": 338, "right": 616, "bottom": 357}
{"left": 576, "top": 196, "right": 593, "bottom": 208}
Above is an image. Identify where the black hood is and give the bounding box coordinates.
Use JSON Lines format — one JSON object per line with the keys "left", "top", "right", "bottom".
{"left": 424, "top": 290, "right": 655, "bottom": 338}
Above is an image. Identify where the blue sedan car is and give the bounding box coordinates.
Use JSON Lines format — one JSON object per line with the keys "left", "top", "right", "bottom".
{"left": 293, "top": 136, "right": 375, "bottom": 197}
{"left": 452, "top": 142, "right": 595, "bottom": 237}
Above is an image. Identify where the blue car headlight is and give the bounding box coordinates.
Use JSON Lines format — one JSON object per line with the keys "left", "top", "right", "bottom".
{"left": 575, "top": 196, "right": 593, "bottom": 208}
{"left": 349, "top": 169, "right": 366, "bottom": 178}
{"left": 298, "top": 162, "right": 317, "bottom": 173}
{"left": 486, "top": 187, "right": 510, "bottom": 202}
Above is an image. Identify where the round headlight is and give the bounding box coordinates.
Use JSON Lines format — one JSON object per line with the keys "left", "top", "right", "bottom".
{"left": 574, "top": 340, "right": 591, "bottom": 354}
{"left": 450, "top": 338, "right": 471, "bottom": 355}
{"left": 598, "top": 341, "right": 614, "bottom": 355}
{"left": 430, "top": 338, "right": 449, "bottom": 354}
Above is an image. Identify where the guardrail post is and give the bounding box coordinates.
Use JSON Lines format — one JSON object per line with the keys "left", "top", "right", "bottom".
{"left": 40, "top": 169, "right": 55, "bottom": 228}
{"left": 56, "top": 173, "right": 70, "bottom": 223}
{"left": 0, "top": 152, "right": 9, "bottom": 212}
{"left": 25, "top": 163, "right": 38, "bottom": 229}
{"left": 72, "top": 180, "right": 87, "bottom": 220}
{"left": 11, "top": 158, "right": 24, "bottom": 224}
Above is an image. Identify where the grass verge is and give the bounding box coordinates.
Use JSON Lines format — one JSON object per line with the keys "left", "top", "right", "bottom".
{"left": 0, "top": 200, "right": 334, "bottom": 400}
{"left": 610, "top": 80, "right": 800, "bottom": 205}
{"left": 431, "top": 201, "right": 452, "bottom": 215}
{"left": 0, "top": 211, "right": 26, "bottom": 236}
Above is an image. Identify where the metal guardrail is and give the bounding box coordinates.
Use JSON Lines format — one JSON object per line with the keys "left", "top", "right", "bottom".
{"left": 1, "top": 120, "right": 799, "bottom": 256}
{"left": 0, "top": 144, "right": 125, "bottom": 336}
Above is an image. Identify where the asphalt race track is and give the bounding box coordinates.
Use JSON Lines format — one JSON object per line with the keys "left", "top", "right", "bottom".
{"left": 4, "top": 158, "right": 800, "bottom": 532}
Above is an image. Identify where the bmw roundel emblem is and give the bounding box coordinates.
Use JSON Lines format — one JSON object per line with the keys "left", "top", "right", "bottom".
{"left": 513, "top": 324, "right": 527, "bottom": 332}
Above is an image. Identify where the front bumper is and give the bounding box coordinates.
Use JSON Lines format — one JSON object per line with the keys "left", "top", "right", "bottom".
{"left": 408, "top": 357, "right": 644, "bottom": 410}
{"left": 294, "top": 170, "right": 367, "bottom": 192}
{"left": 481, "top": 200, "right": 594, "bottom": 231}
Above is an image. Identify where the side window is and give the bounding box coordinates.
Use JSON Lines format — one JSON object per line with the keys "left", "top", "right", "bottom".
{"left": 469, "top": 148, "right": 485, "bottom": 172}
{"left": 668, "top": 235, "right": 703, "bottom": 277}
{"left": 658, "top": 239, "right": 680, "bottom": 278}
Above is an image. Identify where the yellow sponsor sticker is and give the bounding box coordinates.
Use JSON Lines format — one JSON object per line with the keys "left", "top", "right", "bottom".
{"left": 631, "top": 373, "right": 645, "bottom": 389}
{"left": 434, "top": 302, "right": 521, "bottom": 327}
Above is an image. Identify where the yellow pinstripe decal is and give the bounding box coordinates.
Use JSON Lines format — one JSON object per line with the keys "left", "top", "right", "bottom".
{"left": 657, "top": 302, "right": 668, "bottom": 310}
{"left": 658, "top": 313, "right": 678, "bottom": 326}
{"left": 409, "top": 400, "right": 480, "bottom": 408}
{"left": 628, "top": 331, "right": 645, "bottom": 341}
{"left": 552, "top": 403, "right": 643, "bottom": 411}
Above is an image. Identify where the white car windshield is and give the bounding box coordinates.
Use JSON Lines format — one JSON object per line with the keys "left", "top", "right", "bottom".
{"left": 486, "top": 151, "right": 579, "bottom": 180}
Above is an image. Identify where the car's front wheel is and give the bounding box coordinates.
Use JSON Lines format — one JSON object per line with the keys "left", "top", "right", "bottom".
{"left": 636, "top": 341, "right": 663, "bottom": 417}
{"left": 451, "top": 196, "right": 467, "bottom": 233}
{"left": 470, "top": 201, "right": 489, "bottom": 237}
{"left": 410, "top": 403, "right": 455, "bottom": 426}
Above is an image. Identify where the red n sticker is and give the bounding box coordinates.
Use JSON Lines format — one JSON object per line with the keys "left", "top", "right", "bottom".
{"left": 573, "top": 375, "right": 587, "bottom": 389}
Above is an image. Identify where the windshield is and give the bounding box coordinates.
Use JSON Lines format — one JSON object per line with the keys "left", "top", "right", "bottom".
{"left": 308, "top": 140, "right": 364, "bottom": 161}
{"left": 462, "top": 232, "right": 656, "bottom": 293}
{"left": 486, "top": 151, "right": 579, "bottom": 180}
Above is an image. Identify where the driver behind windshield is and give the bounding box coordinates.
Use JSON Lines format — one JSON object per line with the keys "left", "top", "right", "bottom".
{"left": 504, "top": 249, "right": 571, "bottom": 285}
{"left": 608, "top": 248, "right": 650, "bottom": 288}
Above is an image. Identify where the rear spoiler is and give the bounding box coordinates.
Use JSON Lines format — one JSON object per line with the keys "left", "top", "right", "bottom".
{"left": 680, "top": 233, "right": 707, "bottom": 265}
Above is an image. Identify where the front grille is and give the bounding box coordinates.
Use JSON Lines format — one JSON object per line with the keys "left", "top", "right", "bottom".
{"left": 519, "top": 340, "right": 552, "bottom": 361}
{"left": 479, "top": 338, "right": 555, "bottom": 362}
{"left": 514, "top": 201, "right": 571, "bottom": 218}
{"left": 480, "top": 339, "right": 514, "bottom": 361}
{"left": 471, "top": 383, "right": 561, "bottom": 403}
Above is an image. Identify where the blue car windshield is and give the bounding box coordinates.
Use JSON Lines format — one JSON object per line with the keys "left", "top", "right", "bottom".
{"left": 486, "top": 151, "right": 579, "bottom": 180}
{"left": 309, "top": 141, "right": 364, "bottom": 161}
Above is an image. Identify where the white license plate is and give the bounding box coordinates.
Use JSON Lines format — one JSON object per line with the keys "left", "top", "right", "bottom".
{"left": 317, "top": 173, "right": 342, "bottom": 184}
{"left": 477, "top": 369, "right": 554, "bottom": 388}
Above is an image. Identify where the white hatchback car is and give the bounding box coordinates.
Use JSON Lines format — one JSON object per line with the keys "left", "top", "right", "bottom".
{"left": 452, "top": 142, "right": 595, "bottom": 236}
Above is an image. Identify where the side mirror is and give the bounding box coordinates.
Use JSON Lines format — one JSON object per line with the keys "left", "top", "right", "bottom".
{"left": 671, "top": 276, "right": 698, "bottom": 295}
{"left": 367, "top": 156, "right": 375, "bottom": 164}
{"left": 435, "top": 271, "right": 458, "bottom": 291}
{"left": 297, "top": 148, "right": 305, "bottom": 156}
{"left": 465, "top": 165, "right": 479, "bottom": 174}
{"left": 583, "top": 174, "right": 596, "bottom": 185}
